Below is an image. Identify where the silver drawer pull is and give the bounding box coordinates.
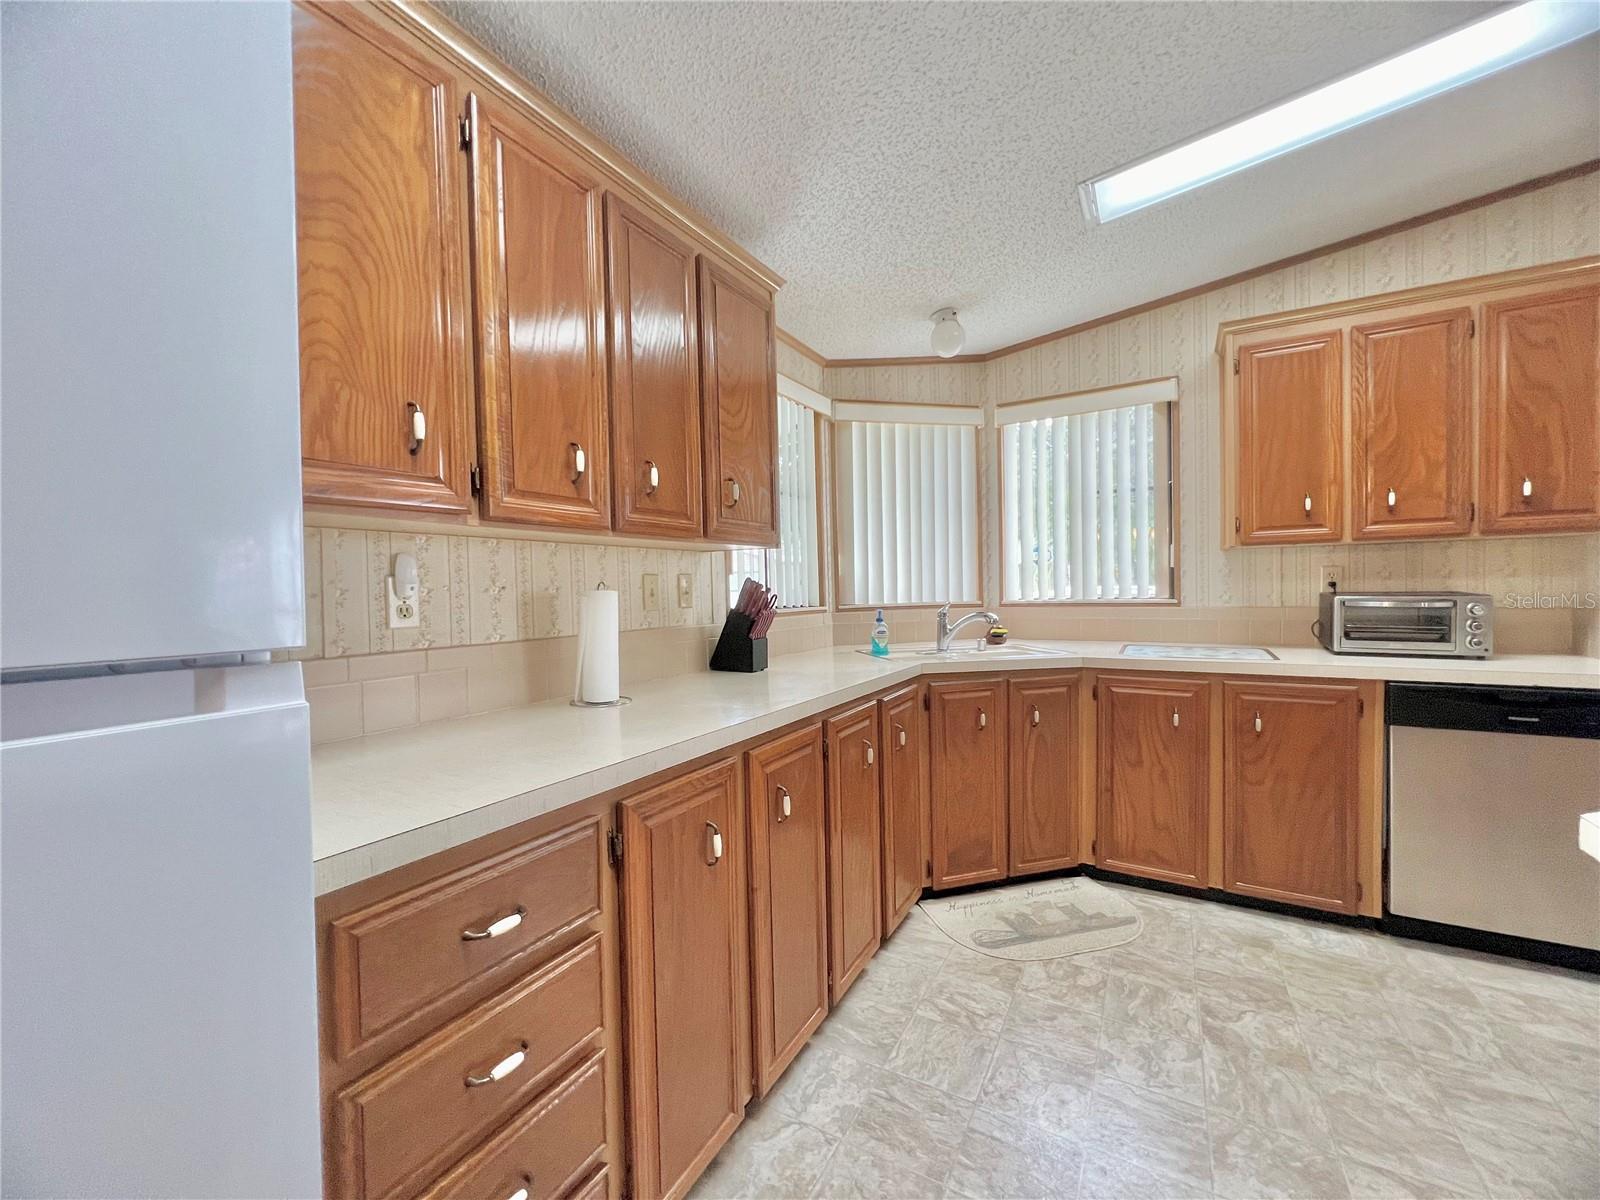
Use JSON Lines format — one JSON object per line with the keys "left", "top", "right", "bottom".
{"left": 1386, "top": 487, "right": 1396, "bottom": 511}
{"left": 1031, "top": 706, "right": 1041, "bottom": 726}
{"left": 1253, "top": 711, "right": 1262, "bottom": 734}
{"left": 1303, "top": 493, "right": 1313, "bottom": 515}
{"left": 895, "top": 724, "right": 907, "bottom": 749}
{"left": 645, "top": 460, "right": 660, "bottom": 495}
{"left": 864, "top": 740, "right": 874, "bottom": 766}
{"left": 462, "top": 906, "right": 525, "bottom": 941}
{"left": 465, "top": 1045, "right": 526, "bottom": 1088}
{"left": 777, "top": 784, "right": 791, "bottom": 822}
{"left": 407, "top": 403, "right": 426, "bottom": 455}
{"left": 506, "top": 1179, "right": 532, "bottom": 1200}
{"left": 978, "top": 710, "right": 987, "bottom": 730}
{"left": 1172, "top": 709, "right": 1180, "bottom": 728}
{"left": 571, "top": 442, "right": 586, "bottom": 481}
{"left": 1522, "top": 475, "right": 1533, "bottom": 499}
{"left": 707, "top": 820, "right": 723, "bottom": 864}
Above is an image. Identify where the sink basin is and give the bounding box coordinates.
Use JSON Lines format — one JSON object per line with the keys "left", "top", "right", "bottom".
{"left": 855, "top": 642, "right": 1054, "bottom": 660}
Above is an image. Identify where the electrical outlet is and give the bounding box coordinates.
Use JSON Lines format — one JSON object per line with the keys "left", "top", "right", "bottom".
{"left": 387, "top": 554, "right": 420, "bottom": 629}
{"left": 1320, "top": 565, "right": 1340, "bottom": 592}
{"left": 677, "top": 573, "right": 693, "bottom": 609}
{"left": 641, "top": 573, "right": 660, "bottom": 611}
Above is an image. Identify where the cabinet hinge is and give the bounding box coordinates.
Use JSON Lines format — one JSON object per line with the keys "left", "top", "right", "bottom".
{"left": 1356, "top": 881, "right": 1364, "bottom": 901}
{"left": 458, "top": 113, "right": 471, "bottom": 151}
{"left": 1469, "top": 500, "right": 1477, "bottom": 524}
{"left": 607, "top": 828, "right": 623, "bottom": 866}
{"left": 1234, "top": 516, "right": 1242, "bottom": 535}
{"left": 821, "top": 738, "right": 829, "bottom": 762}
{"left": 1467, "top": 318, "right": 1476, "bottom": 339}
{"left": 923, "top": 690, "right": 931, "bottom": 712}
{"left": 1091, "top": 683, "right": 1098, "bottom": 701}
{"left": 1232, "top": 356, "right": 1240, "bottom": 375}
{"left": 1092, "top": 838, "right": 1098, "bottom": 856}
{"left": 1357, "top": 697, "right": 1365, "bottom": 718}
{"left": 469, "top": 463, "right": 483, "bottom": 495}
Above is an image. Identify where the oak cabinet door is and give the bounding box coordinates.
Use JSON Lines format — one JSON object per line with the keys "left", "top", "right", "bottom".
{"left": 928, "top": 679, "right": 1008, "bottom": 890}
{"left": 824, "top": 700, "right": 882, "bottom": 1004}
{"left": 1223, "top": 681, "right": 1360, "bottom": 914}
{"left": 878, "top": 684, "right": 927, "bottom": 936}
{"left": 467, "top": 93, "right": 609, "bottom": 531}
{"left": 1095, "top": 677, "right": 1210, "bottom": 888}
{"left": 618, "top": 759, "right": 748, "bottom": 1200}
{"left": 699, "top": 260, "right": 778, "bottom": 546}
{"left": 1480, "top": 283, "right": 1600, "bottom": 534}
{"left": 1351, "top": 309, "right": 1472, "bottom": 540}
{"left": 745, "top": 726, "right": 828, "bottom": 1097}
{"left": 1236, "top": 332, "right": 1343, "bottom": 543}
{"left": 1008, "top": 673, "right": 1080, "bottom": 877}
{"left": 605, "top": 196, "right": 704, "bottom": 538}
{"left": 292, "top": 2, "right": 473, "bottom": 512}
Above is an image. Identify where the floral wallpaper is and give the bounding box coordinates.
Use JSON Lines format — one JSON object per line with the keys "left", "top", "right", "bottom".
{"left": 300, "top": 525, "right": 721, "bottom": 660}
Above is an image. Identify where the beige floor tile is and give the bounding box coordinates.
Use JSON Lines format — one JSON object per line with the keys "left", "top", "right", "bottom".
{"left": 1203, "top": 1030, "right": 1333, "bottom": 1149}
{"left": 810, "top": 989, "right": 917, "bottom": 1067}
{"left": 1080, "top": 1077, "right": 1212, "bottom": 1190}
{"left": 689, "top": 1103, "right": 835, "bottom": 1200}
{"left": 1196, "top": 963, "right": 1296, "bottom": 1022}
{"left": 1015, "top": 956, "right": 1110, "bottom": 1015}
{"left": 1001, "top": 990, "right": 1102, "bottom": 1066}
{"left": 1319, "top": 1078, "right": 1483, "bottom": 1198}
{"left": 1097, "top": 1019, "right": 1205, "bottom": 1106}
{"left": 765, "top": 1043, "right": 880, "bottom": 1138}
{"left": 1078, "top": 1149, "right": 1207, "bottom": 1200}
{"left": 975, "top": 1040, "right": 1095, "bottom": 1138}
{"left": 913, "top": 969, "right": 1015, "bottom": 1037}
{"left": 1103, "top": 972, "right": 1200, "bottom": 1038}
{"left": 847, "top": 1073, "right": 975, "bottom": 1182}
{"left": 808, "top": 1132, "right": 946, "bottom": 1200}
{"left": 944, "top": 1108, "right": 1080, "bottom": 1200}
{"left": 885, "top": 1015, "right": 998, "bottom": 1100}
{"left": 939, "top": 947, "right": 1026, "bottom": 990}
{"left": 1209, "top": 1112, "right": 1351, "bottom": 1200}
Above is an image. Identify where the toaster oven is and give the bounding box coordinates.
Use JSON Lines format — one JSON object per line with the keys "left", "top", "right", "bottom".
{"left": 1317, "top": 591, "right": 1493, "bottom": 657}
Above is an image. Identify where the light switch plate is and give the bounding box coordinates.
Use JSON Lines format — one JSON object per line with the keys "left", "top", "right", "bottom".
{"left": 642, "top": 573, "right": 661, "bottom": 611}
{"left": 677, "top": 574, "right": 693, "bottom": 609}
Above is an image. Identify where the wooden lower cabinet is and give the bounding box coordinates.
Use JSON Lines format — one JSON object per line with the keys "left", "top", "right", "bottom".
{"left": 929, "top": 678, "right": 1009, "bottom": 889}
{"left": 1008, "top": 673, "right": 1081, "bottom": 877}
{"left": 1095, "top": 676, "right": 1212, "bottom": 888}
{"left": 824, "top": 700, "right": 883, "bottom": 1003}
{"left": 618, "top": 758, "right": 749, "bottom": 1200}
{"left": 745, "top": 726, "right": 829, "bottom": 1096}
{"left": 878, "top": 683, "right": 927, "bottom": 936}
{"left": 1223, "top": 680, "right": 1362, "bottom": 913}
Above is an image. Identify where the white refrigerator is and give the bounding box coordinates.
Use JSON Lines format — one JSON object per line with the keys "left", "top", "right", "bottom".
{"left": 1, "top": 3, "right": 322, "bottom": 1196}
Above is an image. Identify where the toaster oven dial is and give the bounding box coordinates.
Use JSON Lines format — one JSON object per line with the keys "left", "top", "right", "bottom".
{"left": 1467, "top": 619, "right": 1484, "bottom": 633}
{"left": 1467, "top": 602, "right": 1486, "bottom": 616}
{"left": 1466, "top": 635, "right": 1485, "bottom": 649}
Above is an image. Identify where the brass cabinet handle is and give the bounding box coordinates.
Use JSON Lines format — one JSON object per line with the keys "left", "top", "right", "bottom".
{"left": 706, "top": 820, "right": 723, "bottom": 864}
{"left": 1303, "top": 493, "right": 1313, "bottom": 516}
{"left": 776, "top": 784, "right": 791, "bottom": 822}
{"left": 978, "top": 710, "right": 987, "bottom": 730}
{"left": 1522, "top": 475, "right": 1534, "bottom": 500}
{"left": 864, "top": 740, "right": 874, "bottom": 766}
{"left": 723, "top": 477, "right": 741, "bottom": 507}
{"left": 465, "top": 1044, "right": 527, "bottom": 1088}
{"left": 894, "top": 723, "right": 907, "bottom": 749}
{"left": 571, "top": 442, "right": 586, "bottom": 482}
{"left": 645, "top": 460, "right": 660, "bottom": 495}
{"left": 1386, "top": 487, "right": 1396, "bottom": 511}
{"left": 1031, "top": 706, "right": 1041, "bottom": 726}
{"left": 1172, "top": 709, "right": 1180, "bottom": 728}
{"left": 461, "top": 906, "right": 525, "bottom": 941}
{"left": 407, "top": 403, "right": 426, "bottom": 456}
{"left": 1253, "top": 711, "right": 1262, "bottom": 734}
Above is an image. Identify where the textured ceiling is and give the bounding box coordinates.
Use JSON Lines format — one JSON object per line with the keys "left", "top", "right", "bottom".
{"left": 442, "top": 1, "right": 1600, "bottom": 359}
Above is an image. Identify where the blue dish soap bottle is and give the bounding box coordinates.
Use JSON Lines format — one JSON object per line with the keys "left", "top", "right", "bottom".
{"left": 870, "top": 609, "right": 890, "bottom": 657}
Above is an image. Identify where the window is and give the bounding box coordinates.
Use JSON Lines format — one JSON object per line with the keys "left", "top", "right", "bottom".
{"left": 727, "top": 393, "right": 823, "bottom": 609}
{"left": 835, "top": 404, "right": 981, "bottom": 607}
{"left": 999, "top": 378, "right": 1177, "bottom": 602}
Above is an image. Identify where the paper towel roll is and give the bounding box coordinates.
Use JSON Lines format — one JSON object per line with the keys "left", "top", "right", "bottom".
{"left": 574, "top": 587, "right": 620, "bottom": 704}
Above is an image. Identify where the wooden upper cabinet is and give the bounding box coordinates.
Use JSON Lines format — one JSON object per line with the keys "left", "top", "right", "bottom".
{"left": 1480, "top": 283, "right": 1600, "bottom": 534}
{"left": 699, "top": 260, "right": 779, "bottom": 546}
{"left": 292, "top": 3, "right": 473, "bottom": 512}
{"left": 618, "top": 759, "right": 748, "bottom": 1200}
{"left": 823, "top": 701, "right": 882, "bottom": 1004}
{"left": 606, "top": 196, "right": 704, "bottom": 539}
{"left": 878, "top": 684, "right": 927, "bottom": 937}
{"left": 1008, "top": 674, "right": 1080, "bottom": 878}
{"left": 1351, "top": 309, "right": 1472, "bottom": 540}
{"left": 745, "top": 726, "right": 828, "bottom": 1097}
{"left": 1223, "top": 681, "right": 1360, "bottom": 914}
{"left": 1236, "top": 332, "right": 1343, "bottom": 543}
{"left": 928, "top": 678, "right": 1008, "bottom": 890}
{"left": 1095, "top": 676, "right": 1210, "bottom": 889}
{"left": 467, "top": 93, "right": 609, "bottom": 531}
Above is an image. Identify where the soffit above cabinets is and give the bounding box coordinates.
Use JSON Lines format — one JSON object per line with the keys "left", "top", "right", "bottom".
{"left": 439, "top": 1, "right": 1598, "bottom": 360}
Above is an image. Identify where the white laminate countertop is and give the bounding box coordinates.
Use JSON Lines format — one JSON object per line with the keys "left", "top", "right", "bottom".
{"left": 311, "top": 641, "right": 1600, "bottom": 895}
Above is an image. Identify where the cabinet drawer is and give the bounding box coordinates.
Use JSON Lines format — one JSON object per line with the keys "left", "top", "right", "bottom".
{"left": 333, "top": 935, "right": 605, "bottom": 1200}
{"left": 570, "top": 1168, "right": 610, "bottom": 1200}
{"left": 328, "top": 818, "right": 601, "bottom": 1058}
{"left": 420, "top": 1052, "right": 607, "bottom": 1200}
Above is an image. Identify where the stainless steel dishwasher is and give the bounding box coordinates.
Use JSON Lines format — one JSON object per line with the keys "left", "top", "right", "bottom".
{"left": 1387, "top": 683, "right": 1600, "bottom": 955}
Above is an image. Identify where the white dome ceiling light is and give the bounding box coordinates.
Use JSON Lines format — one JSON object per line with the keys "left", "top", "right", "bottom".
{"left": 929, "top": 308, "right": 965, "bottom": 358}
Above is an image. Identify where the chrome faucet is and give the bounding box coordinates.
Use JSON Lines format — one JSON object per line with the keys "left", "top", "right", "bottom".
{"left": 935, "top": 603, "right": 1001, "bottom": 653}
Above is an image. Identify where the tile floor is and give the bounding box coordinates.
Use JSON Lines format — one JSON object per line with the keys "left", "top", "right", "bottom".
{"left": 689, "top": 883, "right": 1600, "bottom": 1200}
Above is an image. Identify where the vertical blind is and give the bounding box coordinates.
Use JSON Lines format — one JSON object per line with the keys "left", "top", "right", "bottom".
{"left": 836, "top": 419, "right": 979, "bottom": 606}
{"left": 1000, "top": 400, "right": 1172, "bottom": 602}
{"left": 728, "top": 395, "right": 821, "bottom": 609}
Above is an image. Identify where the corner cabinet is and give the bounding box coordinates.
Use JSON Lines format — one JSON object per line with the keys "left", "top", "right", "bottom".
{"left": 467, "top": 92, "right": 611, "bottom": 531}
{"left": 292, "top": 1, "right": 474, "bottom": 513}
{"left": 745, "top": 726, "right": 828, "bottom": 1097}
{"left": 1095, "top": 676, "right": 1211, "bottom": 889}
{"left": 1480, "top": 282, "right": 1600, "bottom": 534}
{"left": 823, "top": 701, "right": 882, "bottom": 1004}
{"left": 1221, "top": 259, "right": 1600, "bottom": 548}
{"left": 618, "top": 759, "right": 749, "bottom": 1200}
{"left": 699, "top": 259, "right": 779, "bottom": 546}
{"left": 928, "top": 678, "right": 1008, "bottom": 890}
{"left": 1008, "top": 673, "right": 1081, "bottom": 878}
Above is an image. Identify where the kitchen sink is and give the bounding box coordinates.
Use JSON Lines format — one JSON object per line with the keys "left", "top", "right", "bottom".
{"left": 1119, "top": 643, "right": 1277, "bottom": 662}
{"left": 855, "top": 642, "right": 1055, "bottom": 660}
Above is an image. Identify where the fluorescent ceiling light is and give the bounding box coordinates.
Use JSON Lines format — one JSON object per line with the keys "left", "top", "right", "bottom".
{"left": 1079, "top": 0, "right": 1600, "bottom": 225}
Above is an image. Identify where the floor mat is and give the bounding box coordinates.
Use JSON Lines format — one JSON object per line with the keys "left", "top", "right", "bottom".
{"left": 917, "top": 876, "right": 1143, "bottom": 960}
